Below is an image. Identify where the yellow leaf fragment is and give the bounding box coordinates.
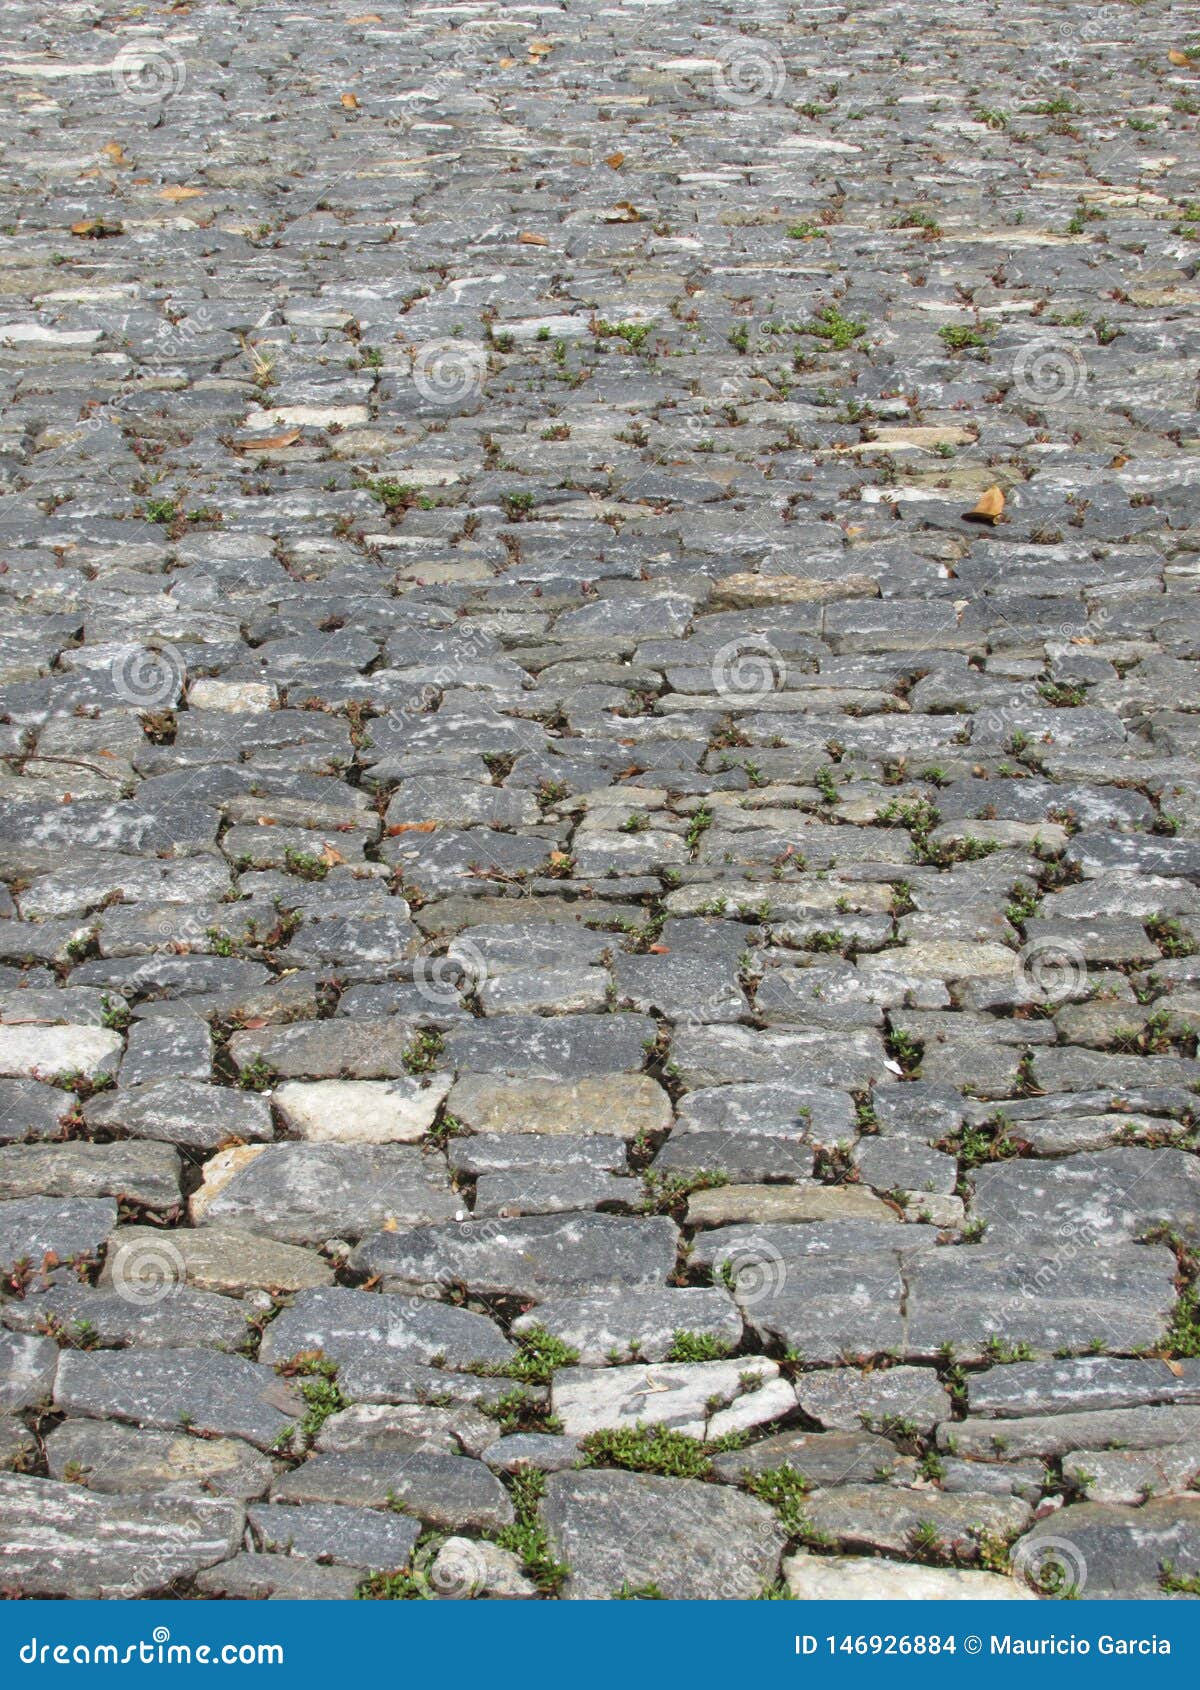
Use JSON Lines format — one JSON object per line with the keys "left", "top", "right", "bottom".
{"left": 963, "top": 485, "right": 1006, "bottom": 524}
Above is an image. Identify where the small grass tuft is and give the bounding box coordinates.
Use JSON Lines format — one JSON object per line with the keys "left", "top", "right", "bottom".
{"left": 742, "top": 1464, "right": 813, "bottom": 1537}
{"left": 581, "top": 1424, "right": 724, "bottom": 1480}
{"left": 798, "top": 304, "right": 865, "bottom": 350}
{"left": 666, "top": 1330, "right": 734, "bottom": 1363}
{"left": 490, "top": 1469, "right": 569, "bottom": 1595}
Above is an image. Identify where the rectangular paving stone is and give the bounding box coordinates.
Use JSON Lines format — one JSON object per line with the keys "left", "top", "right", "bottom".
{"left": 971, "top": 1147, "right": 1200, "bottom": 1248}
{"left": 552, "top": 1357, "right": 787, "bottom": 1439}
{"left": 0, "top": 1024, "right": 122, "bottom": 1083}
{"left": 1062, "top": 1445, "right": 1200, "bottom": 1506}
{"left": 53, "top": 1348, "right": 301, "bottom": 1451}
{"left": 510, "top": 1286, "right": 741, "bottom": 1366}
{"left": 968, "top": 1357, "right": 1200, "bottom": 1419}
{"left": 247, "top": 1501, "right": 420, "bottom": 1570}
{"left": 120, "top": 1017, "right": 213, "bottom": 1086}
{"left": 257, "top": 1285, "right": 513, "bottom": 1371}
{"left": 906, "top": 1243, "right": 1179, "bottom": 1361}
{"left": 675, "top": 1082, "right": 853, "bottom": 1140}
{"left": 270, "top": 1451, "right": 513, "bottom": 1531}
{"left": 85, "top": 1081, "right": 272, "bottom": 1152}
{"left": 443, "top": 1015, "right": 656, "bottom": 1079}
{"left": 0, "top": 1140, "right": 180, "bottom": 1209}
{"left": 99, "top": 1224, "right": 333, "bottom": 1298}
{"left": 0, "top": 1079, "right": 72, "bottom": 1143}
{"left": 541, "top": 1469, "right": 786, "bottom": 1601}
{"left": 802, "top": 1485, "right": 1031, "bottom": 1558}
{"left": 447, "top": 1134, "right": 629, "bottom": 1176}
{"left": 193, "top": 1553, "right": 360, "bottom": 1600}
{"left": 6, "top": 1281, "right": 247, "bottom": 1353}
{"left": 669, "top": 1024, "right": 889, "bottom": 1089}
{"left": 189, "top": 1143, "right": 460, "bottom": 1245}
{"left": 350, "top": 1212, "right": 679, "bottom": 1302}
{"left": 0, "top": 1331, "right": 58, "bottom": 1413}
{"left": 994, "top": 1500, "right": 1200, "bottom": 1599}
{"left": 0, "top": 1196, "right": 118, "bottom": 1268}
{"left": 0, "top": 1473, "right": 243, "bottom": 1599}
{"left": 45, "top": 1420, "right": 273, "bottom": 1500}
{"left": 445, "top": 1073, "right": 669, "bottom": 1137}
{"left": 226, "top": 1021, "right": 437, "bottom": 1080}
{"left": 272, "top": 1076, "right": 452, "bottom": 1144}
{"left": 940, "top": 1406, "right": 1200, "bottom": 1462}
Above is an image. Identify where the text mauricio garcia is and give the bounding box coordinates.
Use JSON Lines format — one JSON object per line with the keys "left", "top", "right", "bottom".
{"left": 793, "top": 1635, "right": 1169, "bottom": 1657}
{"left": 991, "top": 1635, "right": 1170, "bottom": 1656}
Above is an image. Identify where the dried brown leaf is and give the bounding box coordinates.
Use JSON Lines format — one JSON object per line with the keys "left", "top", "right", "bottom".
{"left": 235, "top": 430, "right": 301, "bottom": 451}
{"left": 963, "top": 484, "right": 1006, "bottom": 524}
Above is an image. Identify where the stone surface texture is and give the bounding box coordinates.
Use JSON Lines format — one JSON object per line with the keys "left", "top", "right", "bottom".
{"left": 0, "top": 0, "right": 1197, "bottom": 1602}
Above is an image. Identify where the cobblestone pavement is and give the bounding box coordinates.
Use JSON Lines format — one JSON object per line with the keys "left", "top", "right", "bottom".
{"left": 0, "top": 0, "right": 1199, "bottom": 1603}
